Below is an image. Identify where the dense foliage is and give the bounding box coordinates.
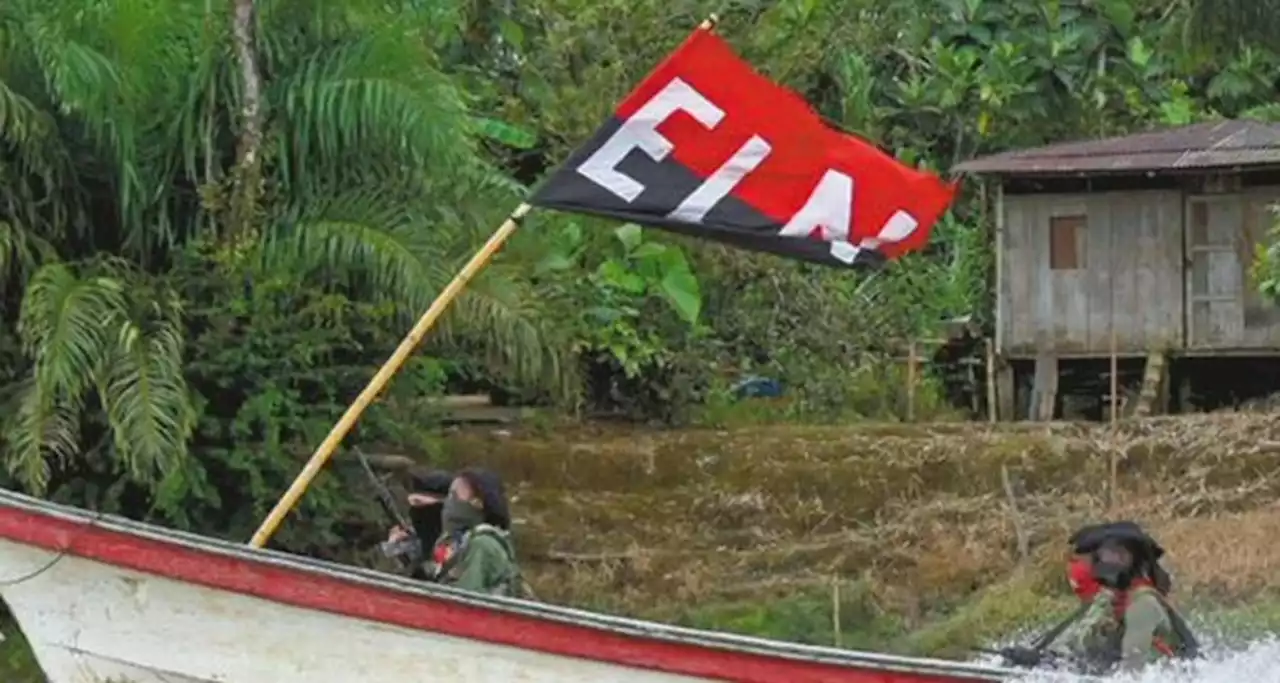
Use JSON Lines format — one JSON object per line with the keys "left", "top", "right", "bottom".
{"left": 0, "top": 0, "right": 1277, "bottom": 547}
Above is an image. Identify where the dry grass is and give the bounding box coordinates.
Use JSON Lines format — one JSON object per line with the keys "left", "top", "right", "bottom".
{"left": 443, "top": 412, "right": 1280, "bottom": 628}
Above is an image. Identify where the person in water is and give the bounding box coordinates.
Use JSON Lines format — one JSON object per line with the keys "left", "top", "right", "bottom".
{"left": 1068, "top": 521, "right": 1172, "bottom": 599}
{"left": 998, "top": 521, "right": 1197, "bottom": 673}
{"left": 1051, "top": 523, "right": 1197, "bottom": 674}
{"left": 429, "top": 468, "right": 523, "bottom": 597}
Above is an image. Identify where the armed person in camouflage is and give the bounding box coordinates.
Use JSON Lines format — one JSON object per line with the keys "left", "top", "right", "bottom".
{"left": 1052, "top": 525, "right": 1197, "bottom": 674}
{"left": 429, "top": 468, "right": 526, "bottom": 597}
{"left": 994, "top": 522, "right": 1199, "bottom": 674}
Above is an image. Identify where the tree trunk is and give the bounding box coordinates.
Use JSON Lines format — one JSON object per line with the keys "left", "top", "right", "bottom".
{"left": 229, "top": 0, "right": 264, "bottom": 237}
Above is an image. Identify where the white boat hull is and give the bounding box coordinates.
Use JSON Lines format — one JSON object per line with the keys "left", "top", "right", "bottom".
{"left": 0, "top": 489, "right": 1021, "bottom": 683}
{"left": 0, "top": 541, "right": 703, "bottom": 683}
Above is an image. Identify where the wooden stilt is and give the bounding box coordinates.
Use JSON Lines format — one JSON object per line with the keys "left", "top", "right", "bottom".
{"left": 996, "top": 360, "right": 1015, "bottom": 421}
{"left": 1133, "top": 350, "right": 1168, "bottom": 418}
{"left": 1031, "top": 353, "right": 1059, "bottom": 421}
{"left": 985, "top": 339, "right": 996, "bottom": 422}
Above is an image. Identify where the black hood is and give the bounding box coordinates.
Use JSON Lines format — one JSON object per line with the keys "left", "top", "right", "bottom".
{"left": 407, "top": 468, "right": 452, "bottom": 547}
{"left": 1069, "top": 520, "right": 1164, "bottom": 560}
{"left": 1072, "top": 520, "right": 1170, "bottom": 592}
{"left": 457, "top": 467, "right": 511, "bottom": 530}
{"left": 409, "top": 468, "right": 453, "bottom": 496}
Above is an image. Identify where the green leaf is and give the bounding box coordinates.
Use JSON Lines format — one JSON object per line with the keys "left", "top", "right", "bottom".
{"left": 498, "top": 18, "right": 525, "bottom": 50}
{"left": 659, "top": 267, "right": 701, "bottom": 325}
{"left": 561, "top": 222, "right": 584, "bottom": 248}
{"left": 585, "top": 306, "right": 624, "bottom": 323}
{"left": 1097, "top": 0, "right": 1136, "bottom": 35}
{"left": 614, "top": 223, "right": 644, "bottom": 251}
{"left": 597, "top": 259, "right": 646, "bottom": 294}
{"left": 535, "top": 253, "right": 574, "bottom": 273}
{"left": 630, "top": 242, "right": 667, "bottom": 259}
{"left": 1241, "top": 103, "right": 1280, "bottom": 122}
{"left": 471, "top": 116, "right": 537, "bottom": 149}
{"left": 1126, "top": 37, "right": 1152, "bottom": 69}
{"left": 1207, "top": 70, "right": 1255, "bottom": 100}
{"left": 1159, "top": 99, "right": 1195, "bottom": 126}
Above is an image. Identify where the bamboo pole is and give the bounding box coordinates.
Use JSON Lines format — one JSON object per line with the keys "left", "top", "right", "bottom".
{"left": 247, "top": 13, "right": 723, "bottom": 550}
{"left": 1000, "top": 464, "right": 1029, "bottom": 563}
{"left": 1110, "top": 330, "right": 1118, "bottom": 422}
{"left": 1108, "top": 442, "right": 1119, "bottom": 513}
{"left": 248, "top": 203, "right": 532, "bottom": 548}
{"left": 832, "top": 578, "right": 842, "bottom": 647}
{"left": 1104, "top": 170, "right": 1120, "bottom": 506}
{"left": 1108, "top": 177, "right": 1118, "bottom": 424}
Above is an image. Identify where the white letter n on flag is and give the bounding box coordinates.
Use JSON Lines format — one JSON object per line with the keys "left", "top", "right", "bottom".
{"left": 779, "top": 170, "right": 919, "bottom": 263}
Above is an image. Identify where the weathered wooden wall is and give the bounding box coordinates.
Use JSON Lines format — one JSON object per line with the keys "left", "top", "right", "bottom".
{"left": 998, "top": 185, "right": 1280, "bottom": 357}
{"left": 1185, "top": 186, "right": 1280, "bottom": 350}
{"left": 999, "top": 189, "right": 1183, "bottom": 357}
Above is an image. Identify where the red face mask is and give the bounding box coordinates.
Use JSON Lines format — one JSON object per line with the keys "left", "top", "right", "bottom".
{"left": 1068, "top": 557, "right": 1101, "bottom": 600}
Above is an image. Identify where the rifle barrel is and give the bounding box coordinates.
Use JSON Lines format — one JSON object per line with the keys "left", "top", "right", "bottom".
{"left": 355, "top": 447, "right": 412, "bottom": 530}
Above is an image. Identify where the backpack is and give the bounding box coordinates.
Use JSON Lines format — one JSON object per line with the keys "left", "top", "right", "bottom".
{"left": 436, "top": 524, "right": 534, "bottom": 599}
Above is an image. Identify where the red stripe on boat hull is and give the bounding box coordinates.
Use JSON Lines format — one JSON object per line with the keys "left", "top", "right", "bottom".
{"left": 0, "top": 503, "right": 986, "bottom": 683}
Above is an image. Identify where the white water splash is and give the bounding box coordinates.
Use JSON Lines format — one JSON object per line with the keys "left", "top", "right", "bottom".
{"left": 974, "top": 636, "right": 1280, "bottom": 682}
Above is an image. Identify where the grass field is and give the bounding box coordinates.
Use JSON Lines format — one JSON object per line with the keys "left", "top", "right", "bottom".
{"left": 447, "top": 411, "right": 1280, "bottom": 655}
{"left": 7, "top": 411, "right": 1280, "bottom": 680}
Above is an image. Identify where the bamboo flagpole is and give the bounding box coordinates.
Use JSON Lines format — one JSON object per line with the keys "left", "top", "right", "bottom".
{"left": 248, "top": 203, "right": 531, "bottom": 548}
{"left": 248, "top": 13, "right": 723, "bottom": 549}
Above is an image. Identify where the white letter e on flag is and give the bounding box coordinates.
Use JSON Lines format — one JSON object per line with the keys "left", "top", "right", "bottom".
{"left": 577, "top": 79, "right": 724, "bottom": 202}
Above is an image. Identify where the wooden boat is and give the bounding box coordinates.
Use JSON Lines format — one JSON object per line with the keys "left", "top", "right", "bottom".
{"left": 0, "top": 488, "right": 1036, "bottom": 683}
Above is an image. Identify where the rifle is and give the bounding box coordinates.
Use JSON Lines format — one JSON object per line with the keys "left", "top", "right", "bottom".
{"left": 972, "top": 645, "right": 1061, "bottom": 669}
{"left": 353, "top": 448, "right": 421, "bottom": 566}
{"left": 1030, "top": 601, "right": 1091, "bottom": 650}
{"left": 974, "top": 601, "right": 1091, "bottom": 670}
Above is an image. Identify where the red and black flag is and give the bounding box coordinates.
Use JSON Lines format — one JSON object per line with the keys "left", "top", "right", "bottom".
{"left": 528, "top": 27, "right": 958, "bottom": 269}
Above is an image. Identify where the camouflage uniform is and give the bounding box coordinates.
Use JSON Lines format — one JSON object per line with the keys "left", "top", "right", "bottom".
{"left": 436, "top": 524, "right": 522, "bottom": 597}
{"left": 432, "top": 467, "right": 526, "bottom": 598}
{"left": 1059, "top": 585, "right": 1174, "bottom": 673}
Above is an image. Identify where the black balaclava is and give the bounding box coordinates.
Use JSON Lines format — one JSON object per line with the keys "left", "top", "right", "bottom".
{"left": 1072, "top": 520, "right": 1170, "bottom": 593}
{"left": 1092, "top": 539, "right": 1141, "bottom": 589}
{"left": 407, "top": 468, "right": 452, "bottom": 550}
{"left": 455, "top": 467, "right": 511, "bottom": 530}
{"left": 1070, "top": 521, "right": 1152, "bottom": 555}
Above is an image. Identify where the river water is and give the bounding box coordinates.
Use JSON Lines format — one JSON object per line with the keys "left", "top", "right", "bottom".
{"left": 978, "top": 637, "right": 1280, "bottom": 682}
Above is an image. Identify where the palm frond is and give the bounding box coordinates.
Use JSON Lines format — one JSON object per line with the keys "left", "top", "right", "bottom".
{"left": 0, "top": 0, "right": 570, "bottom": 498}
{"left": 0, "top": 47, "right": 80, "bottom": 238}
{"left": 0, "top": 219, "right": 56, "bottom": 290}
{"left": 0, "top": 379, "right": 81, "bottom": 494}
{"left": 260, "top": 190, "right": 456, "bottom": 308}
{"left": 18, "top": 262, "right": 128, "bottom": 399}
{"left": 97, "top": 288, "right": 196, "bottom": 485}
{"left": 4, "top": 0, "right": 211, "bottom": 260}
{"left": 19, "top": 8, "right": 129, "bottom": 153}
{"left": 260, "top": 188, "right": 570, "bottom": 393}
{"left": 449, "top": 270, "right": 572, "bottom": 397}
{"left": 6, "top": 261, "right": 196, "bottom": 491}
{"left": 266, "top": 26, "right": 475, "bottom": 192}
{"left": 0, "top": 77, "right": 67, "bottom": 181}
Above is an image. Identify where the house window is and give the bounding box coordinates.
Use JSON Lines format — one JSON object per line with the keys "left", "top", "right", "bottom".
{"left": 1049, "top": 214, "right": 1086, "bottom": 270}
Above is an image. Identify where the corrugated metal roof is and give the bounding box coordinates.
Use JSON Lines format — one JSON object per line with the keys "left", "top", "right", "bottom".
{"left": 952, "top": 120, "right": 1280, "bottom": 176}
